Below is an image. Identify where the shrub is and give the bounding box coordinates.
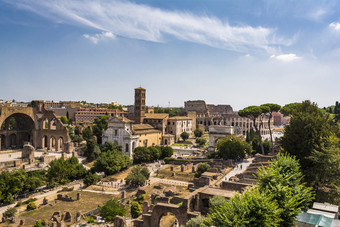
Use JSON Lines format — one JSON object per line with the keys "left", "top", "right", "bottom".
{"left": 100, "top": 199, "right": 126, "bottom": 222}
{"left": 135, "top": 194, "right": 146, "bottom": 204}
{"left": 34, "top": 219, "right": 47, "bottom": 227}
{"left": 195, "top": 163, "right": 210, "bottom": 178}
{"left": 3, "top": 207, "right": 17, "bottom": 218}
{"left": 131, "top": 201, "right": 142, "bottom": 218}
{"left": 180, "top": 132, "right": 189, "bottom": 141}
{"left": 24, "top": 198, "right": 37, "bottom": 204}
{"left": 84, "top": 172, "right": 100, "bottom": 187}
{"left": 27, "top": 201, "right": 37, "bottom": 210}
{"left": 87, "top": 216, "right": 95, "bottom": 223}
{"left": 194, "top": 129, "right": 203, "bottom": 138}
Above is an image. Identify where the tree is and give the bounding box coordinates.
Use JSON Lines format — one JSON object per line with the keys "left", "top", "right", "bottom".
{"left": 180, "top": 132, "right": 189, "bottom": 141}
{"left": 209, "top": 195, "right": 226, "bottom": 209}
{"left": 308, "top": 145, "right": 340, "bottom": 205}
{"left": 93, "top": 150, "right": 132, "bottom": 176}
{"left": 203, "top": 187, "right": 281, "bottom": 227}
{"left": 27, "top": 201, "right": 37, "bottom": 210}
{"left": 194, "top": 129, "right": 203, "bottom": 138}
{"left": 125, "top": 166, "right": 150, "bottom": 187}
{"left": 34, "top": 219, "right": 47, "bottom": 227}
{"left": 60, "top": 116, "right": 68, "bottom": 124}
{"left": 261, "top": 103, "right": 281, "bottom": 152}
{"left": 195, "top": 163, "right": 210, "bottom": 178}
{"left": 160, "top": 146, "right": 173, "bottom": 159}
{"left": 195, "top": 137, "right": 207, "bottom": 147}
{"left": 84, "top": 139, "right": 101, "bottom": 161}
{"left": 280, "top": 102, "right": 302, "bottom": 116}
{"left": 256, "top": 153, "right": 314, "bottom": 227}
{"left": 3, "top": 207, "right": 16, "bottom": 218}
{"left": 216, "top": 135, "right": 252, "bottom": 160}
{"left": 280, "top": 100, "right": 332, "bottom": 176}
{"left": 149, "top": 146, "right": 161, "bottom": 161}
{"left": 93, "top": 115, "right": 109, "bottom": 144}
{"left": 100, "top": 141, "right": 122, "bottom": 153}
{"left": 100, "top": 199, "right": 126, "bottom": 222}
{"left": 133, "top": 147, "right": 151, "bottom": 164}
{"left": 82, "top": 127, "right": 93, "bottom": 141}
{"left": 131, "top": 201, "right": 142, "bottom": 218}
{"left": 238, "top": 106, "right": 267, "bottom": 154}
{"left": 84, "top": 172, "right": 100, "bottom": 187}
{"left": 186, "top": 216, "right": 204, "bottom": 227}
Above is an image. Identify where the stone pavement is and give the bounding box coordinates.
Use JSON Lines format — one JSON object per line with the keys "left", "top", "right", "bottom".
{"left": 215, "top": 157, "right": 254, "bottom": 186}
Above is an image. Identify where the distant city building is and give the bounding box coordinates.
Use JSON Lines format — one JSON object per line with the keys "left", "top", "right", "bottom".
{"left": 185, "top": 100, "right": 273, "bottom": 136}
{"left": 272, "top": 111, "right": 291, "bottom": 126}
{"left": 167, "top": 116, "right": 193, "bottom": 142}
{"left": 143, "top": 113, "right": 169, "bottom": 135}
{"left": 75, "top": 108, "right": 125, "bottom": 124}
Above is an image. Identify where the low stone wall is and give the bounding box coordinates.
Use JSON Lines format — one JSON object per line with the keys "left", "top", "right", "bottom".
{"left": 221, "top": 181, "right": 251, "bottom": 192}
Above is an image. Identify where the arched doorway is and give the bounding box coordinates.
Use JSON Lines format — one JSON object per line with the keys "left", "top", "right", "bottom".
{"left": 159, "top": 212, "right": 179, "bottom": 227}
{"left": 42, "top": 135, "right": 48, "bottom": 149}
{"left": 50, "top": 136, "right": 56, "bottom": 151}
{"left": 57, "top": 137, "right": 64, "bottom": 151}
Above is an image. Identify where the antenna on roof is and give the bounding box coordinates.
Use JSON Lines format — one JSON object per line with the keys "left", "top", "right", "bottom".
{"left": 168, "top": 101, "right": 170, "bottom": 108}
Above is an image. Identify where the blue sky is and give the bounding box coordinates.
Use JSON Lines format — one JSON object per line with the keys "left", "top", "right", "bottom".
{"left": 0, "top": 0, "right": 339, "bottom": 110}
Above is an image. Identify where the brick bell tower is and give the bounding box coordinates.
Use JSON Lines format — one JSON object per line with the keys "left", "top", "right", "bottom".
{"left": 134, "top": 87, "right": 146, "bottom": 124}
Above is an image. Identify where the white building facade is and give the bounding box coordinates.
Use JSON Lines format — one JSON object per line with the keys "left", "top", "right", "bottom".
{"left": 102, "top": 117, "right": 138, "bottom": 158}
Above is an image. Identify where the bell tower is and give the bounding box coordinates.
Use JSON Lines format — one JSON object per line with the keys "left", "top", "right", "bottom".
{"left": 134, "top": 87, "right": 146, "bottom": 124}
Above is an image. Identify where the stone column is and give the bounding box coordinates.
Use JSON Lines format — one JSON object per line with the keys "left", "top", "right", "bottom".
{"left": 47, "top": 136, "right": 52, "bottom": 151}
{"left": 56, "top": 139, "right": 60, "bottom": 151}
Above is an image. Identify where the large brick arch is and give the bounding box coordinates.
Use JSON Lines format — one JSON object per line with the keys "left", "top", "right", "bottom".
{"left": 140, "top": 203, "right": 199, "bottom": 227}
{"left": 0, "top": 101, "right": 73, "bottom": 153}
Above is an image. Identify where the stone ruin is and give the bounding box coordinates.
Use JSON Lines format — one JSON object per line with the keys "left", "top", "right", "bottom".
{"left": 50, "top": 210, "right": 73, "bottom": 226}
{"left": 56, "top": 193, "right": 80, "bottom": 202}
{"left": 22, "top": 143, "right": 35, "bottom": 163}
{"left": 114, "top": 216, "right": 127, "bottom": 227}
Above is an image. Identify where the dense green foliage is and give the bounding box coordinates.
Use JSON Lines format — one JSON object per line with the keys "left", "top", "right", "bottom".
{"left": 194, "top": 129, "right": 203, "bottom": 138}
{"left": 100, "top": 199, "right": 126, "bottom": 222}
{"left": 154, "top": 107, "right": 184, "bottom": 117}
{"left": 160, "top": 146, "right": 174, "bottom": 159}
{"left": 27, "top": 201, "right": 37, "bottom": 210}
{"left": 238, "top": 105, "right": 267, "bottom": 154}
{"left": 92, "top": 149, "right": 132, "bottom": 176}
{"left": 209, "top": 195, "right": 226, "bottom": 210}
{"left": 131, "top": 201, "right": 142, "bottom": 218}
{"left": 34, "top": 219, "right": 47, "bottom": 227}
{"left": 92, "top": 115, "right": 109, "bottom": 144}
{"left": 3, "top": 207, "right": 17, "bottom": 218}
{"left": 246, "top": 130, "right": 271, "bottom": 155}
{"left": 47, "top": 157, "right": 87, "bottom": 186}
{"left": 0, "top": 169, "right": 47, "bottom": 205}
{"left": 180, "top": 132, "right": 189, "bottom": 141}
{"left": 280, "top": 101, "right": 332, "bottom": 178}
{"left": 204, "top": 187, "right": 281, "bottom": 227}
{"left": 186, "top": 216, "right": 204, "bottom": 227}
{"left": 125, "top": 166, "right": 150, "bottom": 186}
{"left": 84, "top": 172, "right": 101, "bottom": 186}
{"left": 195, "top": 137, "right": 207, "bottom": 147}
{"left": 195, "top": 163, "right": 210, "bottom": 178}
{"left": 256, "top": 153, "right": 314, "bottom": 226}
{"left": 133, "top": 146, "right": 173, "bottom": 164}
{"left": 202, "top": 153, "right": 314, "bottom": 227}
{"left": 280, "top": 102, "right": 302, "bottom": 116}
{"left": 84, "top": 139, "right": 101, "bottom": 161}
{"left": 216, "top": 135, "right": 252, "bottom": 159}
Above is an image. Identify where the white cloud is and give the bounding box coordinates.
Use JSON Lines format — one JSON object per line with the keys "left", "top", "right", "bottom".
{"left": 329, "top": 22, "right": 340, "bottom": 31}
{"left": 83, "top": 31, "right": 115, "bottom": 44}
{"left": 9, "top": 0, "right": 292, "bottom": 52}
{"left": 270, "top": 54, "right": 301, "bottom": 62}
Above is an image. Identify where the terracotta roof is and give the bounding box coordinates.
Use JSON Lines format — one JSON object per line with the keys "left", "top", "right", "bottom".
{"left": 144, "top": 113, "right": 169, "bottom": 119}
{"left": 132, "top": 123, "right": 161, "bottom": 134}
{"left": 169, "top": 116, "right": 192, "bottom": 120}
{"left": 109, "top": 116, "right": 134, "bottom": 123}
